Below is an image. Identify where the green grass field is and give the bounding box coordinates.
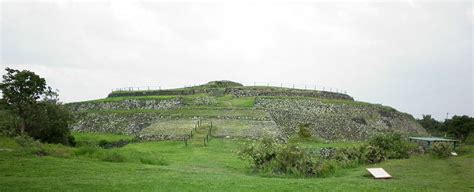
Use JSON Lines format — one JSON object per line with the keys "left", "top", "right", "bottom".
{"left": 0, "top": 133, "right": 473, "bottom": 191}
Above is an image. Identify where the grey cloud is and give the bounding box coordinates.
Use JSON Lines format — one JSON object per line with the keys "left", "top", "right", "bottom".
{"left": 1, "top": 1, "right": 472, "bottom": 120}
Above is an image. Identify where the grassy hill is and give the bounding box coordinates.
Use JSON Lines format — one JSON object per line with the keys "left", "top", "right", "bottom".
{"left": 66, "top": 81, "right": 427, "bottom": 141}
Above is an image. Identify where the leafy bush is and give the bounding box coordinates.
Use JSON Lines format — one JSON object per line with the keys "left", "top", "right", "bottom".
{"left": 239, "top": 138, "right": 337, "bottom": 177}
{"left": 0, "top": 105, "right": 18, "bottom": 137}
{"left": 298, "top": 123, "right": 312, "bottom": 139}
{"left": 26, "top": 103, "right": 75, "bottom": 146}
{"left": 311, "top": 159, "right": 338, "bottom": 177}
{"left": 238, "top": 137, "right": 278, "bottom": 169}
{"left": 364, "top": 145, "right": 386, "bottom": 164}
{"left": 41, "top": 143, "right": 74, "bottom": 158}
{"left": 14, "top": 135, "right": 42, "bottom": 148}
{"left": 333, "top": 147, "right": 366, "bottom": 168}
{"left": 430, "top": 142, "right": 452, "bottom": 158}
{"left": 368, "top": 133, "right": 412, "bottom": 159}
{"left": 272, "top": 144, "right": 312, "bottom": 176}
{"left": 239, "top": 133, "right": 417, "bottom": 178}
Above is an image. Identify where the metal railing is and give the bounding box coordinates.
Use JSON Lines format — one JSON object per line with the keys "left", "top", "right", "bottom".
{"left": 112, "top": 81, "right": 347, "bottom": 95}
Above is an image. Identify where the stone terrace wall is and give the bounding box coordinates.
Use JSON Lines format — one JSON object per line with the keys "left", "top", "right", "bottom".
{"left": 66, "top": 98, "right": 183, "bottom": 112}
{"left": 107, "top": 86, "right": 353, "bottom": 100}
{"left": 255, "top": 97, "right": 427, "bottom": 140}
{"left": 71, "top": 112, "right": 158, "bottom": 135}
{"left": 226, "top": 87, "right": 353, "bottom": 100}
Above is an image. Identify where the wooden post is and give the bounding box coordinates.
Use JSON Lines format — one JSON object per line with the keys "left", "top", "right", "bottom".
{"left": 204, "top": 138, "right": 206, "bottom": 146}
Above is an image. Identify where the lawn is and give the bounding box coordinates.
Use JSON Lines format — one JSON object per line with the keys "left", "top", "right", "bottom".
{"left": 0, "top": 133, "right": 473, "bottom": 191}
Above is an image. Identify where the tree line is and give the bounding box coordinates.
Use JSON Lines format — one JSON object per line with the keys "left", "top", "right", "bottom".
{"left": 417, "top": 114, "right": 474, "bottom": 142}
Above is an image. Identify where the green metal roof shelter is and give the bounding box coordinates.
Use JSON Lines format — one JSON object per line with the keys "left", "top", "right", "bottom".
{"left": 409, "top": 137, "right": 459, "bottom": 150}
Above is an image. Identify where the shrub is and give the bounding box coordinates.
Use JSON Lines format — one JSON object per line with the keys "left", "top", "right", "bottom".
{"left": 369, "top": 133, "right": 411, "bottom": 159}
{"left": 239, "top": 139, "right": 337, "bottom": 177}
{"left": 298, "top": 123, "right": 312, "bottom": 139}
{"left": 41, "top": 143, "right": 74, "bottom": 158}
{"left": 430, "top": 142, "right": 452, "bottom": 158}
{"left": 272, "top": 144, "right": 312, "bottom": 176}
{"left": 364, "top": 145, "right": 386, "bottom": 164}
{"left": 26, "top": 103, "right": 75, "bottom": 146}
{"left": 311, "top": 159, "right": 338, "bottom": 177}
{"left": 332, "top": 147, "right": 365, "bottom": 168}
{"left": 0, "top": 105, "right": 18, "bottom": 137}
{"left": 14, "top": 135, "right": 41, "bottom": 148}
{"left": 238, "top": 137, "right": 279, "bottom": 169}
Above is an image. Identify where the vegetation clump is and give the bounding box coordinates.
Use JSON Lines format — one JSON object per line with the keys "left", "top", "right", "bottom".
{"left": 298, "top": 123, "right": 312, "bottom": 139}
{"left": 239, "top": 133, "right": 415, "bottom": 177}
{"left": 429, "top": 142, "right": 452, "bottom": 158}
{"left": 368, "top": 132, "right": 413, "bottom": 159}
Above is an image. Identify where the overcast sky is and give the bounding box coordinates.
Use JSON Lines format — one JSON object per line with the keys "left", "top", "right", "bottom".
{"left": 1, "top": 0, "right": 472, "bottom": 120}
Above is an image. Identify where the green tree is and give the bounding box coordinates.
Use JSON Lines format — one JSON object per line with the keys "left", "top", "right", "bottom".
{"left": 417, "top": 115, "right": 444, "bottom": 135}
{"left": 26, "top": 102, "right": 74, "bottom": 145}
{"left": 0, "top": 68, "right": 48, "bottom": 135}
{"left": 445, "top": 115, "right": 474, "bottom": 142}
{"left": 0, "top": 68, "right": 74, "bottom": 145}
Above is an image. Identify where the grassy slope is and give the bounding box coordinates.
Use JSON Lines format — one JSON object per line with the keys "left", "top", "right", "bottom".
{"left": 0, "top": 134, "right": 473, "bottom": 191}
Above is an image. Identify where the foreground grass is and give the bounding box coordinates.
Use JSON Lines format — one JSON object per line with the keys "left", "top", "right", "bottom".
{"left": 0, "top": 134, "right": 473, "bottom": 191}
